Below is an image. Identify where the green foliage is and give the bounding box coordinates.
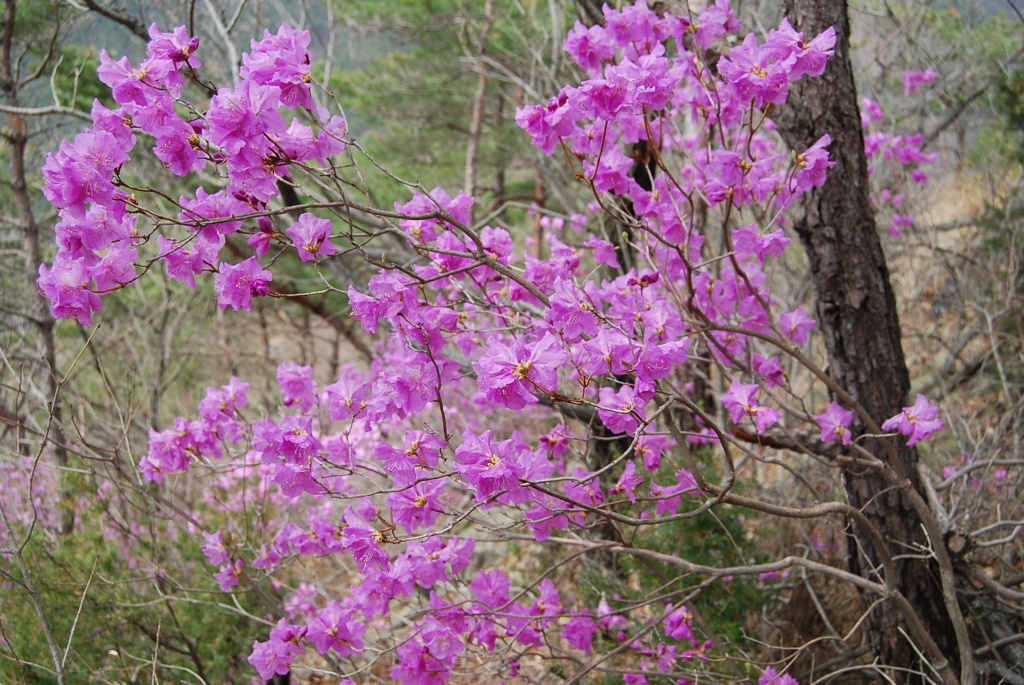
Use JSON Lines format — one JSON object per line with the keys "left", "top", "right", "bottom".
{"left": 579, "top": 455, "right": 769, "bottom": 662}
{"left": 327, "top": 0, "right": 574, "bottom": 211}
{"left": 0, "top": 495, "right": 266, "bottom": 684}
{"left": 49, "top": 47, "right": 110, "bottom": 112}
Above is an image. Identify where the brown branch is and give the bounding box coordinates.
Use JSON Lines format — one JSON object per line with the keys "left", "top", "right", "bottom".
{"left": 80, "top": 0, "right": 149, "bottom": 42}
{"left": 464, "top": 0, "right": 494, "bottom": 202}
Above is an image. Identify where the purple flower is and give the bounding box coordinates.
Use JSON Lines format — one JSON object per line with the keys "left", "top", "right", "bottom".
{"left": 817, "top": 402, "right": 854, "bottom": 445}
{"left": 347, "top": 270, "right": 415, "bottom": 334}
{"left": 240, "top": 24, "right": 314, "bottom": 109}
{"left": 721, "top": 380, "right": 781, "bottom": 433}
{"left": 395, "top": 186, "right": 474, "bottom": 243}
{"left": 252, "top": 415, "right": 322, "bottom": 464}
{"left": 664, "top": 603, "right": 694, "bottom": 641}
{"left": 584, "top": 236, "right": 620, "bottom": 267}
{"left": 306, "top": 600, "right": 365, "bottom": 656}
{"left": 902, "top": 68, "right": 936, "bottom": 95}
{"left": 214, "top": 559, "right": 243, "bottom": 591}
{"left": 761, "top": 667, "right": 801, "bottom": 685}
{"left": 454, "top": 429, "right": 526, "bottom": 502}
{"left": 792, "top": 135, "right": 835, "bottom": 192}
{"left": 390, "top": 638, "right": 452, "bottom": 685}
{"left": 207, "top": 80, "right": 285, "bottom": 154}
{"left": 158, "top": 234, "right": 221, "bottom": 288}
{"left": 762, "top": 18, "right": 836, "bottom": 80}
{"left": 546, "top": 280, "right": 599, "bottom": 341}
{"left": 564, "top": 20, "right": 616, "bottom": 76}
{"left": 271, "top": 462, "right": 324, "bottom": 497}
{"left": 248, "top": 638, "right": 293, "bottom": 680}
{"left": 474, "top": 333, "right": 566, "bottom": 410}
{"left": 525, "top": 503, "right": 569, "bottom": 541}
{"left": 881, "top": 394, "right": 944, "bottom": 447}
{"left": 375, "top": 430, "right": 444, "bottom": 488}
{"left": 201, "top": 531, "right": 231, "bottom": 566}
{"left": 733, "top": 223, "right": 790, "bottom": 262}
{"left": 341, "top": 506, "right": 391, "bottom": 573}
{"left": 214, "top": 257, "right": 272, "bottom": 311}
{"left": 609, "top": 459, "right": 643, "bottom": 503}
{"left": 147, "top": 24, "right": 201, "bottom": 67}
{"left": 325, "top": 366, "right": 369, "bottom": 421}
{"left": 37, "top": 257, "right": 102, "bottom": 325}
{"left": 596, "top": 384, "right": 645, "bottom": 435}
{"left": 564, "top": 466, "right": 604, "bottom": 509}
{"left": 387, "top": 479, "right": 445, "bottom": 533}
{"left": 718, "top": 33, "right": 791, "bottom": 107}
{"left": 248, "top": 217, "right": 278, "bottom": 257}
{"left": 179, "top": 187, "right": 250, "bottom": 241}
{"left": 469, "top": 569, "right": 509, "bottom": 608}
{"left": 694, "top": 3, "right": 740, "bottom": 50}
{"left": 563, "top": 612, "right": 597, "bottom": 655}
{"left": 286, "top": 213, "right": 337, "bottom": 261}
{"left": 420, "top": 616, "right": 464, "bottom": 663}
{"left": 778, "top": 306, "right": 816, "bottom": 346}
{"left": 277, "top": 361, "right": 316, "bottom": 411}
{"left": 861, "top": 97, "right": 885, "bottom": 126}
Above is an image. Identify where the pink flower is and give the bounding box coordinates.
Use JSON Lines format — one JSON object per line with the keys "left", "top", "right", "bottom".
{"left": 241, "top": 24, "right": 315, "bottom": 109}
{"left": 454, "top": 429, "right": 526, "bottom": 502}
{"left": 474, "top": 333, "right": 566, "bottom": 410}
{"left": 546, "top": 281, "right": 599, "bottom": 341}
{"left": 721, "top": 379, "right": 781, "bottom": 433}
{"left": 564, "top": 21, "right": 616, "bottom": 76}
{"left": 214, "top": 559, "right": 243, "bottom": 591}
{"left": 147, "top": 24, "right": 201, "bottom": 67}
{"left": 792, "top": 135, "right": 835, "bottom": 192}
{"left": 762, "top": 18, "right": 836, "bottom": 79}
{"left": 596, "top": 384, "right": 646, "bottom": 435}
{"left": 206, "top": 79, "right": 285, "bottom": 154}
{"left": 761, "top": 667, "right": 801, "bottom": 685}
{"left": 609, "top": 459, "right": 644, "bottom": 503}
{"left": 341, "top": 505, "right": 391, "bottom": 573}
{"left": 306, "top": 600, "right": 365, "bottom": 656}
{"left": 286, "top": 213, "right": 337, "bottom": 261}
{"left": 563, "top": 612, "right": 597, "bottom": 655}
{"left": 733, "top": 224, "right": 790, "bottom": 262}
{"left": 214, "top": 257, "right": 272, "bottom": 311}
{"left": 718, "top": 33, "right": 791, "bottom": 107}
{"left": 37, "top": 257, "right": 103, "bottom": 325}
{"left": 778, "top": 306, "right": 816, "bottom": 345}
{"left": 902, "top": 68, "right": 936, "bottom": 95}
{"left": 248, "top": 638, "right": 294, "bottom": 680}
{"left": 584, "top": 236, "right": 620, "bottom": 267}
{"left": 387, "top": 479, "right": 445, "bottom": 533}
{"left": 817, "top": 402, "right": 854, "bottom": 445}
{"left": 276, "top": 361, "right": 316, "bottom": 411}
{"left": 664, "top": 603, "right": 694, "bottom": 641}
{"left": 861, "top": 97, "right": 885, "bottom": 126}
{"left": 881, "top": 394, "right": 944, "bottom": 447}
{"left": 469, "top": 568, "right": 509, "bottom": 608}
{"left": 201, "top": 531, "right": 231, "bottom": 566}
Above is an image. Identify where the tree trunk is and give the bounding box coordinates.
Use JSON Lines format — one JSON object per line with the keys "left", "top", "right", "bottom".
{"left": 772, "top": 0, "right": 959, "bottom": 680}
{"left": 2, "top": 0, "right": 73, "bottom": 534}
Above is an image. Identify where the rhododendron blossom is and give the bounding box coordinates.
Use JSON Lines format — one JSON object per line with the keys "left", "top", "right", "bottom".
{"left": 882, "top": 394, "right": 945, "bottom": 447}
{"left": 33, "top": 4, "right": 945, "bottom": 684}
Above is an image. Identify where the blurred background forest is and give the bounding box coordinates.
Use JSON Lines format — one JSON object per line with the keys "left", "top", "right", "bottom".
{"left": 2, "top": 0, "right": 1024, "bottom": 682}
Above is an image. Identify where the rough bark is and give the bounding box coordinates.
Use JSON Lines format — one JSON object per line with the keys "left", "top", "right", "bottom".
{"left": 772, "top": 0, "right": 959, "bottom": 679}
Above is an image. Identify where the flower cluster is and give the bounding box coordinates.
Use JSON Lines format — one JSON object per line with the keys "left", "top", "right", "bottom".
{"left": 860, "top": 96, "right": 937, "bottom": 237}
{"left": 39, "top": 23, "right": 347, "bottom": 320}
{"left": 40, "top": 2, "right": 947, "bottom": 683}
